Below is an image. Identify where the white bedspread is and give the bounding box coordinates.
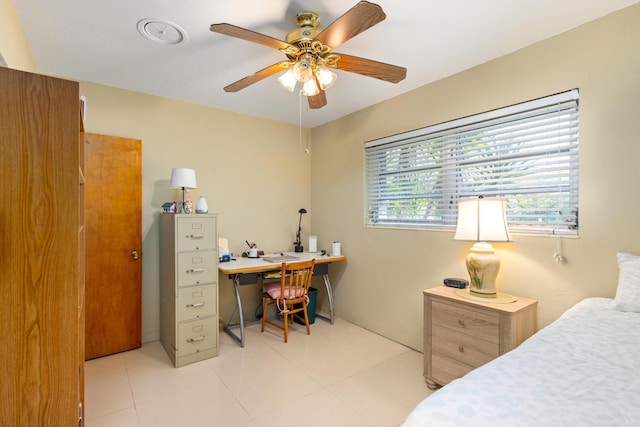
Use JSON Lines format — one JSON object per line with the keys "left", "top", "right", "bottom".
{"left": 402, "top": 298, "right": 640, "bottom": 426}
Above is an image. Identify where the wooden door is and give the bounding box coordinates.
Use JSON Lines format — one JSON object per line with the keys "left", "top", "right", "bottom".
{"left": 84, "top": 133, "right": 142, "bottom": 360}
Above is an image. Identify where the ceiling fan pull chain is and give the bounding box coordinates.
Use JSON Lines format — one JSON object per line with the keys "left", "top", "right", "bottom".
{"left": 299, "top": 90, "right": 303, "bottom": 148}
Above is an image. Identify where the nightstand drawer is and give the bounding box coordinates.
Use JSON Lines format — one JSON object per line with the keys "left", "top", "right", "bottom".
{"left": 177, "top": 284, "right": 216, "bottom": 321}
{"left": 432, "top": 324, "right": 499, "bottom": 367}
{"left": 177, "top": 217, "right": 216, "bottom": 252}
{"left": 177, "top": 250, "right": 217, "bottom": 286}
{"left": 431, "top": 352, "right": 473, "bottom": 385}
{"left": 176, "top": 319, "right": 217, "bottom": 358}
{"left": 432, "top": 300, "right": 499, "bottom": 343}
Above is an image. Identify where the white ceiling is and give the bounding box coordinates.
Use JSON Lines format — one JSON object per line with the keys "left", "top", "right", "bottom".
{"left": 12, "top": 0, "right": 639, "bottom": 127}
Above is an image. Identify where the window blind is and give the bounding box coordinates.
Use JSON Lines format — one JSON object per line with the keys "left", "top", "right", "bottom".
{"left": 365, "top": 89, "right": 579, "bottom": 234}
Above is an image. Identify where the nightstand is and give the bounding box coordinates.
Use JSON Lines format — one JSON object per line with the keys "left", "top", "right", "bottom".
{"left": 423, "top": 285, "right": 537, "bottom": 389}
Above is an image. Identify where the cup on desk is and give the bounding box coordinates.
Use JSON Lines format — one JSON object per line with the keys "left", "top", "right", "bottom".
{"left": 332, "top": 242, "right": 341, "bottom": 256}
{"left": 248, "top": 248, "right": 258, "bottom": 258}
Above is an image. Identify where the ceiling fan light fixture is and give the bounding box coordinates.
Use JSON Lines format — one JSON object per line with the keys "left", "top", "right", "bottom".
{"left": 210, "top": 2, "right": 407, "bottom": 109}
{"left": 292, "top": 57, "right": 313, "bottom": 82}
{"left": 316, "top": 66, "right": 337, "bottom": 90}
{"left": 278, "top": 69, "right": 297, "bottom": 92}
{"left": 302, "top": 78, "right": 320, "bottom": 97}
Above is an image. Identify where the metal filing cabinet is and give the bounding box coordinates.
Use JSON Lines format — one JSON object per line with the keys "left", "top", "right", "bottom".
{"left": 160, "top": 214, "right": 218, "bottom": 367}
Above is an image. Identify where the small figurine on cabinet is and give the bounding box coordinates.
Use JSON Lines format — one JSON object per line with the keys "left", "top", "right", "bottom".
{"left": 162, "top": 202, "right": 178, "bottom": 213}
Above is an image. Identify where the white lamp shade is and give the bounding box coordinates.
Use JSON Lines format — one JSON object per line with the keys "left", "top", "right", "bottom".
{"left": 302, "top": 78, "right": 320, "bottom": 97}
{"left": 292, "top": 57, "right": 313, "bottom": 82}
{"left": 454, "top": 198, "right": 511, "bottom": 242}
{"left": 169, "top": 168, "right": 196, "bottom": 189}
{"left": 277, "top": 69, "right": 297, "bottom": 92}
{"left": 316, "top": 66, "right": 337, "bottom": 90}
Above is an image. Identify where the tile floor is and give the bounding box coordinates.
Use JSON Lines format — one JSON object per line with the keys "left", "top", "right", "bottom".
{"left": 84, "top": 317, "right": 432, "bottom": 427}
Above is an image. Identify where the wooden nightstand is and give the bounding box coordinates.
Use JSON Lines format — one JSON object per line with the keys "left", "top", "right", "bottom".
{"left": 423, "top": 285, "right": 537, "bottom": 389}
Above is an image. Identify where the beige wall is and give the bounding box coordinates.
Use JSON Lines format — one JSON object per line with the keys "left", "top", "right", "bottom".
{"left": 0, "top": 0, "right": 36, "bottom": 71}
{"left": 311, "top": 3, "right": 640, "bottom": 349}
{"left": 78, "top": 82, "right": 311, "bottom": 342}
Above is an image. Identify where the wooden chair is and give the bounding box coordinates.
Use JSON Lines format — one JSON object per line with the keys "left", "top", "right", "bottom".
{"left": 261, "top": 259, "right": 316, "bottom": 343}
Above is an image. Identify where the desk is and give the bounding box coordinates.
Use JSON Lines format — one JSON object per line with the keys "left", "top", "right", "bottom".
{"left": 218, "top": 252, "right": 346, "bottom": 347}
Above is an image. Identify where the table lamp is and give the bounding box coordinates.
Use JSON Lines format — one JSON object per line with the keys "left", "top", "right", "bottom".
{"left": 294, "top": 208, "right": 307, "bottom": 252}
{"left": 454, "top": 196, "right": 514, "bottom": 302}
{"left": 169, "top": 168, "right": 197, "bottom": 213}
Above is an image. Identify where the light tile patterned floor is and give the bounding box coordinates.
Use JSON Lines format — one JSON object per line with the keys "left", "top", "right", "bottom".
{"left": 84, "top": 318, "right": 432, "bottom": 426}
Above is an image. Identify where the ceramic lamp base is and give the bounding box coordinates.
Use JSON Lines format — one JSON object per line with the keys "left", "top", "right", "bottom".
{"left": 465, "top": 242, "right": 500, "bottom": 297}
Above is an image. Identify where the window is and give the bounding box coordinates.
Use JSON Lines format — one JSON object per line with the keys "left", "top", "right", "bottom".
{"left": 365, "top": 89, "right": 579, "bottom": 235}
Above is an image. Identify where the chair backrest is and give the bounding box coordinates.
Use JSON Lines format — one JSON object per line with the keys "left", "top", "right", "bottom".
{"left": 280, "top": 259, "right": 315, "bottom": 299}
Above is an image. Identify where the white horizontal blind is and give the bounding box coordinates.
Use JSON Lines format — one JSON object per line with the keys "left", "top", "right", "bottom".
{"left": 365, "top": 90, "right": 579, "bottom": 234}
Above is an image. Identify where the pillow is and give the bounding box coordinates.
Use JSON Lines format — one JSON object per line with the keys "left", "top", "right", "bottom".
{"left": 613, "top": 252, "right": 640, "bottom": 312}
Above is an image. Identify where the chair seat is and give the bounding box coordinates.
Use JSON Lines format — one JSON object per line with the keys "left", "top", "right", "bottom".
{"left": 263, "top": 282, "right": 306, "bottom": 300}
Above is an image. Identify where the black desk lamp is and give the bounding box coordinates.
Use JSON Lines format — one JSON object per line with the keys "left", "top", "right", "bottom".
{"left": 294, "top": 208, "right": 307, "bottom": 252}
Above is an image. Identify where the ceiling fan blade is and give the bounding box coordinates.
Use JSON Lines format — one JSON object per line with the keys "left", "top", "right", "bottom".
{"left": 315, "top": 1, "right": 386, "bottom": 49}
{"left": 308, "top": 90, "right": 327, "bottom": 109}
{"left": 334, "top": 53, "right": 406, "bottom": 83}
{"left": 210, "top": 23, "right": 292, "bottom": 51}
{"left": 223, "top": 62, "right": 289, "bottom": 92}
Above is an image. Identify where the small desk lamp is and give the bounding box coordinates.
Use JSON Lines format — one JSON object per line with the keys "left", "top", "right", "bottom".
{"left": 169, "top": 168, "right": 197, "bottom": 213}
{"left": 454, "top": 197, "right": 514, "bottom": 302}
{"left": 294, "top": 208, "right": 307, "bottom": 252}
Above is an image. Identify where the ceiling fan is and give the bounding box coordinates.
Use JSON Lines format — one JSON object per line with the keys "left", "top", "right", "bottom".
{"left": 210, "top": 1, "right": 407, "bottom": 109}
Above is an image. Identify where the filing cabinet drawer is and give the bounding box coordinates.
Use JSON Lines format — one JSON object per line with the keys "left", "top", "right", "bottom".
{"left": 177, "top": 250, "right": 217, "bottom": 286}
{"left": 431, "top": 300, "right": 499, "bottom": 344}
{"left": 176, "top": 319, "right": 217, "bottom": 358}
{"left": 177, "top": 217, "right": 216, "bottom": 252}
{"left": 432, "top": 324, "right": 498, "bottom": 367}
{"left": 177, "top": 284, "right": 216, "bottom": 321}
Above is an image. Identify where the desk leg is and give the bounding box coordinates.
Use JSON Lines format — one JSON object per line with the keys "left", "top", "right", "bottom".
{"left": 315, "top": 273, "right": 335, "bottom": 325}
{"left": 223, "top": 275, "right": 245, "bottom": 347}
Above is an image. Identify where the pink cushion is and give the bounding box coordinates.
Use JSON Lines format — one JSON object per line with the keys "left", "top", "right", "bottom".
{"left": 263, "top": 282, "right": 304, "bottom": 300}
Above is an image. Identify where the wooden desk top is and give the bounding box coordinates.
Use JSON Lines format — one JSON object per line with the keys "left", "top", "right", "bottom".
{"left": 218, "top": 251, "right": 346, "bottom": 275}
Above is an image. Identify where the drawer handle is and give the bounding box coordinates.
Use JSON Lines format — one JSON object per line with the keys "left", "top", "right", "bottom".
{"left": 458, "top": 345, "right": 464, "bottom": 353}
{"left": 187, "top": 268, "right": 205, "bottom": 273}
{"left": 187, "top": 336, "right": 205, "bottom": 343}
{"left": 187, "top": 234, "right": 205, "bottom": 239}
{"left": 187, "top": 302, "right": 205, "bottom": 308}
{"left": 458, "top": 319, "right": 465, "bottom": 326}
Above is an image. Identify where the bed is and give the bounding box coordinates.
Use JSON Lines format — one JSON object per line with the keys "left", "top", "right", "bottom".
{"left": 402, "top": 253, "right": 640, "bottom": 426}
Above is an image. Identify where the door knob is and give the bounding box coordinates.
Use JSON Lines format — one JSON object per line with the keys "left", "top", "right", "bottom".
{"left": 131, "top": 250, "right": 140, "bottom": 260}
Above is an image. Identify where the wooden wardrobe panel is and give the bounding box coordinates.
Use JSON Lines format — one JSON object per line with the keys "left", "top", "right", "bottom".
{"left": 0, "top": 67, "right": 83, "bottom": 425}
